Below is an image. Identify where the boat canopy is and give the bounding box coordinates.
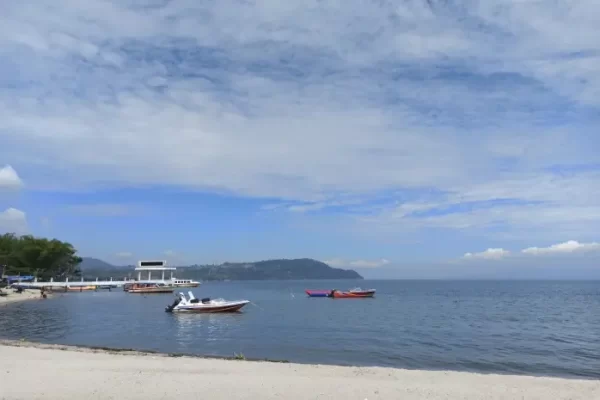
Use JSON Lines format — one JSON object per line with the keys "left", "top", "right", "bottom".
{"left": 4, "top": 275, "right": 35, "bottom": 283}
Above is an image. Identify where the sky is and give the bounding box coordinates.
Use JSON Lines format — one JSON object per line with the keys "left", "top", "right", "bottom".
{"left": 1, "top": 0, "right": 600, "bottom": 278}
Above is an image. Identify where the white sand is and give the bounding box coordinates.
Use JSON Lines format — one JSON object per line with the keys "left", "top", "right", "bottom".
{"left": 0, "top": 342, "right": 597, "bottom": 400}
{"left": 0, "top": 289, "right": 47, "bottom": 306}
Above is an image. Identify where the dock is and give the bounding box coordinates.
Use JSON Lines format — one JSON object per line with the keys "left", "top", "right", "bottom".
{"left": 8, "top": 260, "right": 187, "bottom": 289}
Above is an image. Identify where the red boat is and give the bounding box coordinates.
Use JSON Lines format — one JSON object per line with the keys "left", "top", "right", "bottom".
{"left": 305, "top": 288, "right": 376, "bottom": 298}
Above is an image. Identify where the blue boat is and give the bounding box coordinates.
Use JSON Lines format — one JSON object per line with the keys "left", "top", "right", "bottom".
{"left": 305, "top": 289, "right": 333, "bottom": 297}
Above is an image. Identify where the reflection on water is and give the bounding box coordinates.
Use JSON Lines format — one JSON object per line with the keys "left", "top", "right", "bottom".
{"left": 172, "top": 313, "right": 244, "bottom": 348}
{"left": 1, "top": 280, "right": 600, "bottom": 378}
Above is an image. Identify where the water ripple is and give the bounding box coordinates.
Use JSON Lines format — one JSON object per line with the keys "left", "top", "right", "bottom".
{"left": 1, "top": 280, "right": 599, "bottom": 378}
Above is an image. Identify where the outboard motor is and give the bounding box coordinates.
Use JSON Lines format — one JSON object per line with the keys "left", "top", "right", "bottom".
{"left": 165, "top": 297, "right": 181, "bottom": 312}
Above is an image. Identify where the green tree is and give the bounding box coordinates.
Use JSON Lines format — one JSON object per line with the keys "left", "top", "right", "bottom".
{"left": 0, "top": 233, "right": 19, "bottom": 271}
{"left": 0, "top": 233, "right": 82, "bottom": 279}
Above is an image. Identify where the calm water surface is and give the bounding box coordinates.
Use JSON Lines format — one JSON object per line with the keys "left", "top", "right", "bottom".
{"left": 1, "top": 280, "right": 599, "bottom": 378}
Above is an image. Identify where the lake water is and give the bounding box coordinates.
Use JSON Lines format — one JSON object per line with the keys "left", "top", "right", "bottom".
{"left": 1, "top": 280, "right": 599, "bottom": 378}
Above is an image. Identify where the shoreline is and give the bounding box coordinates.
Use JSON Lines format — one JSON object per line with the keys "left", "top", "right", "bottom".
{"left": 0, "top": 288, "right": 50, "bottom": 306}
{"left": 1, "top": 338, "right": 599, "bottom": 381}
{"left": 1, "top": 340, "right": 598, "bottom": 399}
{"left": 0, "top": 339, "right": 289, "bottom": 363}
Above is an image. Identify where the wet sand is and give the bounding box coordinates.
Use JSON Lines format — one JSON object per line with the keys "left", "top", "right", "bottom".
{"left": 0, "top": 341, "right": 597, "bottom": 400}
{"left": 0, "top": 289, "right": 47, "bottom": 306}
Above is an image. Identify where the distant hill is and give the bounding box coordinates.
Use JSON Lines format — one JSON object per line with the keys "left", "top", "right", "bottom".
{"left": 78, "top": 257, "right": 133, "bottom": 279}
{"left": 177, "top": 259, "right": 363, "bottom": 281}
{"left": 79, "top": 257, "right": 117, "bottom": 270}
{"left": 77, "top": 257, "right": 362, "bottom": 280}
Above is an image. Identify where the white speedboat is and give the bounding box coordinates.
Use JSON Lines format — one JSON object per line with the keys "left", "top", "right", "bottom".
{"left": 165, "top": 291, "right": 250, "bottom": 313}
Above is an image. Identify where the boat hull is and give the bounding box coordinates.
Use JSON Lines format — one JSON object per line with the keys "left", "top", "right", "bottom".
{"left": 127, "top": 288, "right": 174, "bottom": 293}
{"left": 170, "top": 301, "right": 249, "bottom": 313}
{"left": 97, "top": 285, "right": 117, "bottom": 290}
{"left": 306, "top": 289, "right": 376, "bottom": 298}
{"left": 332, "top": 290, "right": 375, "bottom": 298}
{"left": 67, "top": 286, "right": 97, "bottom": 292}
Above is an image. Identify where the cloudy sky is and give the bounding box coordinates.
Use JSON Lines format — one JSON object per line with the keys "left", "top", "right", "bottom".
{"left": 1, "top": 0, "right": 599, "bottom": 277}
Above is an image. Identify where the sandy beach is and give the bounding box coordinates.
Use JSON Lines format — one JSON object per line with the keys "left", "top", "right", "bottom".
{"left": 0, "top": 289, "right": 47, "bottom": 307}
{"left": 0, "top": 341, "right": 597, "bottom": 400}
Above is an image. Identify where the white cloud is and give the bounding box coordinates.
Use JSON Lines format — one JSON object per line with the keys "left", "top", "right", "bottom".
{"left": 1, "top": 0, "right": 600, "bottom": 246}
{"left": 0, "top": 208, "right": 28, "bottom": 234}
{"left": 115, "top": 251, "right": 133, "bottom": 258}
{"left": 288, "top": 203, "right": 328, "bottom": 213}
{"left": 522, "top": 240, "right": 600, "bottom": 255}
{"left": 337, "top": 170, "right": 600, "bottom": 241}
{"left": 1, "top": 1, "right": 599, "bottom": 198}
{"left": 463, "top": 248, "right": 510, "bottom": 260}
{"left": 461, "top": 240, "right": 600, "bottom": 261}
{"left": 286, "top": 198, "right": 365, "bottom": 213}
{"left": 0, "top": 165, "right": 23, "bottom": 189}
{"left": 325, "top": 258, "right": 390, "bottom": 269}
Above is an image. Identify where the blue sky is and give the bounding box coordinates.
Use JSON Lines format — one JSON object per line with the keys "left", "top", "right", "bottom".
{"left": 1, "top": 1, "right": 600, "bottom": 277}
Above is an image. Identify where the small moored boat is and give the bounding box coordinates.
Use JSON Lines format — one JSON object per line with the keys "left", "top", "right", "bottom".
{"left": 126, "top": 283, "right": 174, "bottom": 294}
{"left": 66, "top": 285, "right": 97, "bottom": 292}
{"left": 332, "top": 288, "right": 376, "bottom": 298}
{"left": 171, "top": 278, "right": 201, "bottom": 288}
{"left": 165, "top": 291, "right": 249, "bottom": 313}
{"left": 97, "top": 284, "right": 117, "bottom": 290}
{"left": 305, "top": 290, "right": 332, "bottom": 297}
{"left": 305, "top": 287, "right": 376, "bottom": 298}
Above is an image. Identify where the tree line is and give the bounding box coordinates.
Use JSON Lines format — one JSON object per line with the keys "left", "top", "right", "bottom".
{"left": 0, "top": 233, "right": 82, "bottom": 279}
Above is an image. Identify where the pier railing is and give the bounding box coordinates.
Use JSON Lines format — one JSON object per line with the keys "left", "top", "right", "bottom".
{"left": 9, "top": 277, "right": 174, "bottom": 288}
